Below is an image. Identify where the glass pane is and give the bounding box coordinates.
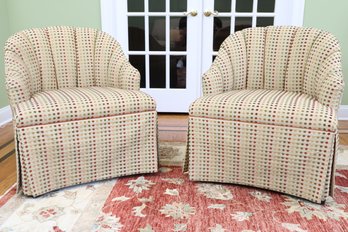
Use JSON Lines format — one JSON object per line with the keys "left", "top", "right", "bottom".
{"left": 170, "top": 17, "right": 186, "bottom": 51}
{"left": 149, "top": 17, "right": 165, "bottom": 51}
{"left": 150, "top": 55, "right": 166, "bottom": 88}
{"left": 149, "top": 0, "right": 165, "bottom": 12}
{"left": 212, "top": 56, "right": 217, "bottom": 62}
{"left": 170, "top": 56, "right": 186, "bottom": 89}
{"left": 129, "top": 55, "right": 146, "bottom": 88}
{"left": 214, "top": 0, "right": 231, "bottom": 12}
{"left": 213, "top": 17, "right": 230, "bottom": 51}
{"left": 128, "top": 0, "right": 144, "bottom": 12}
{"left": 128, "top": 17, "right": 145, "bottom": 51}
{"left": 257, "top": 0, "right": 275, "bottom": 12}
{"left": 257, "top": 17, "right": 274, "bottom": 27}
{"left": 236, "top": 0, "right": 253, "bottom": 12}
{"left": 235, "top": 17, "right": 252, "bottom": 32}
{"left": 170, "top": 0, "right": 186, "bottom": 12}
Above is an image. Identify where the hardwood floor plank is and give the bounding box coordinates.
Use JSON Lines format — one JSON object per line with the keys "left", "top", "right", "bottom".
{"left": 0, "top": 154, "right": 16, "bottom": 195}
{"left": 339, "top": 134, "right": 348, "bottom": 146}
{"left": 0, "top": 141, "right": 15, "bottom": 161}
{"left": 339, "top": 120, "right": 348, "bottom": 132}
{"left": 0, "top": 139, "right": 14, "bottom": 150}
{"left": 0, "top": 122, "right": 14, "bottom": 145}
{"left": 158, "top": 113, "right": 188, "bottom": 128}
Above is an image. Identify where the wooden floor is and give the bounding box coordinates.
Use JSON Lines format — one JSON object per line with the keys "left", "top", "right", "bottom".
{"left": 0, "top": 114, "right": 348, "bottom": 195}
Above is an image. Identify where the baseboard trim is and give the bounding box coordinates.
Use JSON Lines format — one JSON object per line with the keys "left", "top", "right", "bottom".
{"left": 0, "top": 106, "right": 12, "bottom": 127}
{"left": 338, "top": 105, "right": 348, "bottom": 120}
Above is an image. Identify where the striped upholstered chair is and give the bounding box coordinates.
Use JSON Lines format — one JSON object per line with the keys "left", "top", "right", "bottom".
{"left": 4, "top": 27, "right": 158, "bottom": 196}
{"left": 184, "top": 26, "right": 344, "bottom": 203}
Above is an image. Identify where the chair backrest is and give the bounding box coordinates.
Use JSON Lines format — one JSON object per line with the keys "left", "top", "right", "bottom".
{"left": 5, "top": 26, "right": 126, "bottom": 95}
{"left": 216, "top": 26, "right": 341, "bottom": 97}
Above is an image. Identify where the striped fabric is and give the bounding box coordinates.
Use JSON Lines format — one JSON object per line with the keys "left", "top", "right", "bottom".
{"left": 186, "top": 26, "right": 344, "bottom": 203}
{"left": 4, "top": 27, "right": 158, "bottom": 196}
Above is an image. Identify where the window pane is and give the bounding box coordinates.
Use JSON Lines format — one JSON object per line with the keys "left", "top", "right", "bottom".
{"left": 129, "top": 55, "right": 146, "bottom": 88}
{"left": 128, "top": 17, "right": 145, "bottom": 51}
{"left": 150, "top": 55, "right": 166, "bottom": 88}
{"left": 257, "top": 0, "right": 275, "bottom": 12}
{"left": 257, "top": 17, "right": 274, "bottom": 27}
{"left": 170, "top": 56, "right": 186, "bottom": 89}
{"left": 236, "top": 0, "right": 253, "bottom": 12}
{"left": 170, "top": 0, "right": 186, "bottom": 12}
{"left": 149, "top": 17, "right": 165, "bottom": 51}
{"left": 214, "top": 0, "right": 231, "bottom": 12}
{"left": 149, "top": 0, "right": 165, "bottom": 12}
{"left": 128, "top": 0, "right": 144, "bottom": 12}
{"left": 170, "top": 17, "right": 186, "bottom": 51}
{"left": 213, "top": 17, "right": 230, "bottom": 51}
{"left": 212, "top": 56, "right": 217, "bottom": 62}
{"left": 235, "top": 17, "right": 252, "bottom": 32}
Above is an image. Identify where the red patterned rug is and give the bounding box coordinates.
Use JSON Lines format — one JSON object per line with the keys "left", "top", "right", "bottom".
{"left": 95, "top": 167, "right": 348, "bottom": 232}
{"left": 1, "top": 168, "right": 348, "bottom": 231}
{"left": 1, "top": 143, "right": 348, "bottom": 232}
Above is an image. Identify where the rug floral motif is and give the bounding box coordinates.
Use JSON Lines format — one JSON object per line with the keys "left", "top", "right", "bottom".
{"left": 0, "top": 180, "right": 116, "bottom": 232}
{"left": 93, "top": 168, "right": 348, "bottom": 232}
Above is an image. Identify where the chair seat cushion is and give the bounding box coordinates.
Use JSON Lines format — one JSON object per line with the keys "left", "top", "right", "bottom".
{"left": 189, "top": 89, "right": 336, "bottom": 132}
{"left": 14, "top": 87, "right": 156, "bottom": 127}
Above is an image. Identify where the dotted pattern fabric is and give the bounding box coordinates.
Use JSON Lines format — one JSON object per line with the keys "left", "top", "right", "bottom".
{"left": 17, "top": 111, "right": 158, "bottom": 197}
{"left": 5, "top": 26, "right": 141, "bottom": 106}
{"left": 189, "top": 89, "right": 336, "bottom": 132}
{"left": 186, "top": 116, "right": 336, "bottom": 203}
{"left": 188, "top": 26, "right": 344, "bottom": 203}
{"left": 14, "top": 87, "right": 156, "bottom": 128}
{"left": 202, "top": 26, "right": 344, "bottom": 111}
{"left": 4, "top": 26, "right": 157, "bottom": 196}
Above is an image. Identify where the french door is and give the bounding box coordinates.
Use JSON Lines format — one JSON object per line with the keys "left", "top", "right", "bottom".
{"left": 101, "top": 0, "right": 304, "bottom": 112}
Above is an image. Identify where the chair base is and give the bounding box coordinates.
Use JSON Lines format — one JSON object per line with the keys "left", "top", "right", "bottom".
{"left": 185, "top": 116, "right": 337, "bottom": 203}
{"left": 16, "top": 111, "right": 158, "bottom": 197}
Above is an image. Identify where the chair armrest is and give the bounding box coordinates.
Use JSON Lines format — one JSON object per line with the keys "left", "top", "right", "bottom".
{"left": 118, "top": 61, "right": 141, "bottom": 91}
{"left": 107, "top": 50, "right": 141, "bottom": 91}
{"left": 316, "top": 73, "right": 344, "bottom": 112}
{"left": 314, "top": 52, "right": 344, "bottom": 112}
{"left": 4, "top": 51, "right": 32, "bottom": 106}
{"left": 202, "top": 63, "right": 224, "bottom": 96}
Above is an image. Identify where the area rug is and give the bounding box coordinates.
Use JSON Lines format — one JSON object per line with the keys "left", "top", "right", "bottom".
{"left": 1, "top": 143, "right": 348, "bottom": 232}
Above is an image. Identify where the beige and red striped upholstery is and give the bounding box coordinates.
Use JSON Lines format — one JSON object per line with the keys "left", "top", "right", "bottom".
{"left": 185, "top": 26, "right": 344, "bottom": 203}
{"left": 5, "top": 26, "right": 158, "bottom": 197}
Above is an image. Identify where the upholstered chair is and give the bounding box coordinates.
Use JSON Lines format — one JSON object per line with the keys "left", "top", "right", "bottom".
{"left": 184, "top": 26, "right": 344, "bottom": 203}
{"left": 4, "top": 26, "right": 158, "bottom": 197}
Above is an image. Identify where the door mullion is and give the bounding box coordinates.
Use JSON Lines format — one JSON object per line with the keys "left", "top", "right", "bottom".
{"left": 165, "top": 0, "right": 170, "bottom": 89}
{"left": 252, "top": 0, "right": 258, "bottom": 27}
{"left": 144, "top": 0, "right": 150, "bottom": 89}
{"left": 231, "top": 0, "right": 236, "bottom": 33}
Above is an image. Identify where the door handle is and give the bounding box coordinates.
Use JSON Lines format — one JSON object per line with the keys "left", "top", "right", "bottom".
{"left": 204, "top": 10, "right": 219, "bottom": 17}
{"left": 183, "top": 10, "right": 198, "bottom": 17}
